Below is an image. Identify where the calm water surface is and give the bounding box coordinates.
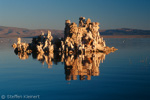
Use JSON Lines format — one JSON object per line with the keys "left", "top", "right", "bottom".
{"left": 0, "top": 38, "right": 150, "bottom": 100}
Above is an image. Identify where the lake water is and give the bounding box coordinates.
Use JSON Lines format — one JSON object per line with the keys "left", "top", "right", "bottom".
{"left": 0, "top": 38, "right": 150, "bottom": 100}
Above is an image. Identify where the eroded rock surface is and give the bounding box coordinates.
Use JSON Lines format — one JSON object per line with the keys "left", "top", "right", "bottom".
{"left": 59, "top": 17, "right": 117, "bottom": 54}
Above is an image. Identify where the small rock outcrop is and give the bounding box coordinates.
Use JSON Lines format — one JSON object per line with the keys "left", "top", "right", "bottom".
{"left": 12, "top": 37, "right": 30, "bottom": 53}
{"left": 31, "top": 30, "right": 54, "bottom": 53}
{"left": 12, "top": 30, "right": 54, "bottom": 54}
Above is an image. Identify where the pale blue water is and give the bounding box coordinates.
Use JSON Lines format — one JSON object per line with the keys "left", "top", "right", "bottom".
{"left": 0, "top": 38, "right": 150, "bottom": 100}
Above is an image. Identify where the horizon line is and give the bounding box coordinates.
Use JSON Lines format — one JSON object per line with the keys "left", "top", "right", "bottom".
{"left": 0, "top": 25, "right": 149, "bottom": 31}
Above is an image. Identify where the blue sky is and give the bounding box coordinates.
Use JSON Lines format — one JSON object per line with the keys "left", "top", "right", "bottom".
{"left": 0, "top": 0, "right": 150, "bottom": 30}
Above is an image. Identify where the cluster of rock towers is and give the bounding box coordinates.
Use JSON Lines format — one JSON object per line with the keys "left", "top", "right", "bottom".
{"left": 12, "top": 17, "right": 118, "bottom": 81}
{"left": 61, "top": 17, "right": 106, "bottom": 53}
{"left": 12, "top": 30, "right": 54, "bottom": 54}
{"left": 12, "top": 17, "right": 117, "bottom": 54}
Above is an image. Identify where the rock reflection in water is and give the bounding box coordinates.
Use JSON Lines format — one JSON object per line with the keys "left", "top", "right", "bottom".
{"left": 32, "top": 52, "right": 54, "bottom": 68}
{"left": 64, "top": 53, "right": 105, "bottom": 81}
{"left": 15, "top": 51, "right": 54, "bottom": 68}
{"left": 14, "top": 51, "right": 107, "bottom": 80}
{"left": 15, "top": 51, "right": 31, "bottom": 60}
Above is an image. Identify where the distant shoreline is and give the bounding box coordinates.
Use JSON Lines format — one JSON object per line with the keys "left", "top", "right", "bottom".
{"left": 102, "top": 35, "right": 150, "bottom": 38}
{"left": 0, "top": 26, "right": 150, "bottom": 38}
{"left": 1, "top": 35, "right": 150, "bottom": 38}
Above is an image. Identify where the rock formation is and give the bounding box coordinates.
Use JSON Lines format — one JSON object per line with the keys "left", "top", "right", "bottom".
{"left": 12, "top": 30, "right": 54, "bottom": 54}
{"left": 12, "top": 37, "right": 31, "bottom": 53}
{"left": 13, "top": 17, "right": 117, "bottom": 54}
{"left": 12, "top": 17, "right": 118, "bottom": 81}
{"left": 31, "top": 30, "right": 54, "bottom": 53}
{"left": 59, "top": 17, "right": 117, "bottom": 54}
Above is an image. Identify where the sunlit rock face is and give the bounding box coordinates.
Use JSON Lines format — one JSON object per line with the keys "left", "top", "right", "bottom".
{"left": 31, "top": 30, "right": 54, "bottom": 53}
{"left": 12, "top": 37, "right": 30, "bottom": 53}
{"left": 59, "top": 17, "right": 117, "bottom": 54}
{"left": 12, "top": 17, "right": 117, "bottom": 54}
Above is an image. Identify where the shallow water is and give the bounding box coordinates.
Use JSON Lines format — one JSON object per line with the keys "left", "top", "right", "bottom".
{"left": 0, "top": 38, "right": 150, "bottom": 100}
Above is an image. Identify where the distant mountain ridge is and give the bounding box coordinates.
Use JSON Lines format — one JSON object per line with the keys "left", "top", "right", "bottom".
{"left": 0, "top": 26, "right": 64, "bottom": 38}
{"left": 100, "top": 28, "right": 150, "bottom": 35}
{"left": 0, "top": 26, "right": 150, "bottom": 38}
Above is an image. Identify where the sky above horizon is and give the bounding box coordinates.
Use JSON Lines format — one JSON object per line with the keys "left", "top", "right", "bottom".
{"left": 0, "top": 0, "right": 150, "bottom": 30}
